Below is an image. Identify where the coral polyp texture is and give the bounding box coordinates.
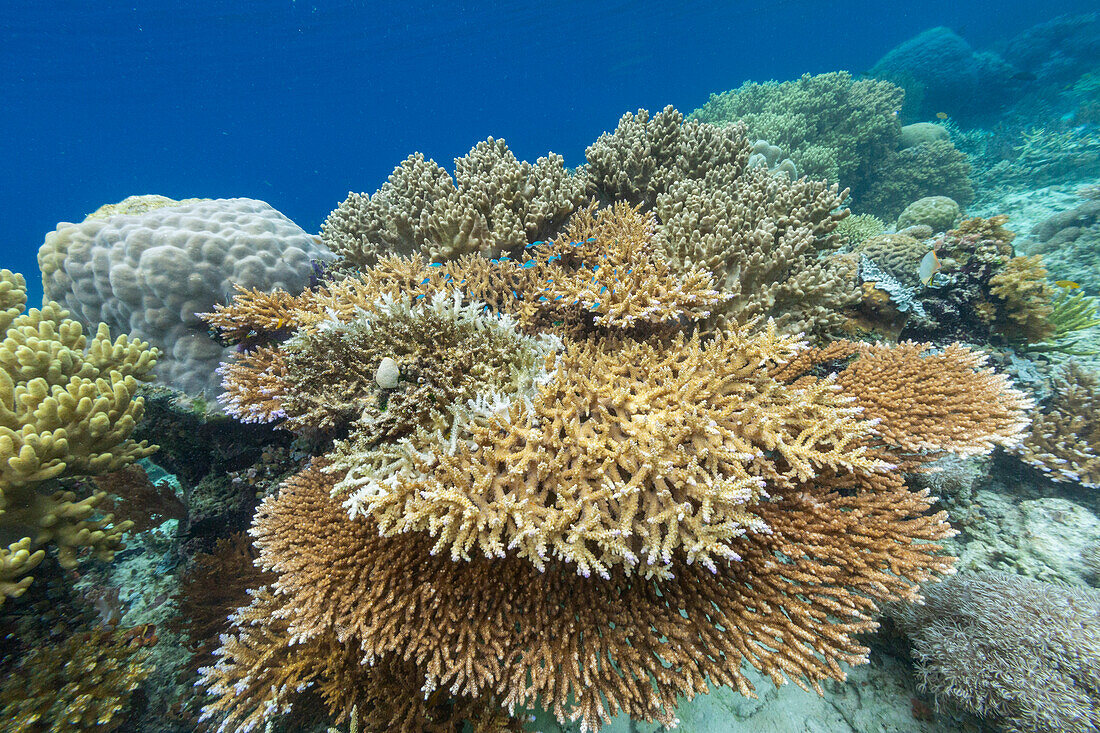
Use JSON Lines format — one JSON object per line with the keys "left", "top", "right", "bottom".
{"left": 38, "top": 196, "right": 332, "bottom": 398}
{"left": 0, "top": 269, "right": 158, "bottom": 604}
{"left": 199, "top": 184, "right": 1032, "bottom": 730}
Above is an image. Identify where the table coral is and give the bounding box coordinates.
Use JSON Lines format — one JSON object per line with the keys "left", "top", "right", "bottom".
{"left": 199, "top": 198, "right": 1032, "bottom": 731}
{"left": 319, "top": 106, "right": 856, "bottom": 341}
{"left": 0, "top": 269, "right": 157, "bottom": 605}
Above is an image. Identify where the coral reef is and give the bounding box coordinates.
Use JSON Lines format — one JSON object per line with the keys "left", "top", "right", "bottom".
{"left": 1016, "top": 362, "right": 1100, "bottom": 488}
{"left": 0, "top": 269, "right": 158, "bottom": 604}
{"left": 322, "top": 140, "right": 586, "bottom": 265}
{"left": 690, "top": 71, "right": 902, "bottom": 191}
{"left": 891, "top": 571, "right": 1100, "bottom": 733}
{"left": 0, "top": 627, "right": 153, "bottom": 731}
{"left": 318, "top": 107, "right": 855, "bottom": 341}
{"left": 38, "top": 196, "right": 332, "bottom": 397}
{"left": 895, "top": 195, "right": 961, "bottom": 233}
{"left": 870, "top": 27, "right": 1017, "bottom": 125}
{"left": 199, "top": 188, "right": 1030, "bottom": 730}
{"left": 854, "top": 140, "right": 974, "bottom": 222}
{"left": 988, "top": 254, "right": 1056, "bottom": 343}
{"left": 855, "top": 233, "right": 930, "bottom": 289}
{"left": 1025, "top": 191, "right": 1100, "bottom": 292}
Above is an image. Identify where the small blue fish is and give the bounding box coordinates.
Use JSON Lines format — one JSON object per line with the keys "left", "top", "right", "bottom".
{"left": 420, "top": 277, "right": 430, "bottom": 284}
{"left": 523, "top": 260, "right": 538, "bottom": 269}
{"left": 591, "top": 302, "right": 600, "bottom": 309}
{"left": 415, "top": 293, "right": 426, "bottom": 300}
{"left": 600, "top": 286, "right": 607, "bottom": 294}
{"left": 586, "top": 237, "right": 596, "bottom": 242}
{"left": 429, "top": 262, "right": 443, "bottom": 268}
{"left": 539, "top": 296, "right": 548, "bottom": 302}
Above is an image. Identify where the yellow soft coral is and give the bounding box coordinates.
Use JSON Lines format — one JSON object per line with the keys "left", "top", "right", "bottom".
{"left": 0, "top": 269, "right": 158, "bottom": 604}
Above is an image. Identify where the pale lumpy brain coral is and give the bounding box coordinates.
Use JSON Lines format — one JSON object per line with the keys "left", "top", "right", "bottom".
{"left": 38, "top": 196, "right": 332, "bottom": 398}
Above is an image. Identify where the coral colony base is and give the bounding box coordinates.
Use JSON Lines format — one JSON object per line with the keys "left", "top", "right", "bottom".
{"left": 6, "top": 44, "right": 1100, "bottom": 730}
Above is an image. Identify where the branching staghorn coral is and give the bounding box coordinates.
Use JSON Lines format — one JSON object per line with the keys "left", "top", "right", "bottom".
{"left": 0, "top": 270, "right": 158, "bottom": 604}
{"left": 202, "top": 305, "right": 1030, "bottom": 731}
{"left": 321, "top": 139, "right": 587, "bottom": 265}
{"left": 316, "top": 107, "right": 857, "bottom": 340}
{"left": 653, "top": 169, "right": 855, "bottom": 336}
{"left": 1016, "top": 362, "right": 1100, "bottom": 487}
{"left": 0, "top": 627, "right": 153, "bottom": 731}
{"left": 584, "top": 105, "right": 751, "bottom": 208}
{"left": 200, "top": 587, "right": 524, "bottom": 733}
{"left": 988, "top": 254, "right": 1056, "bottom": 343}
{"left": 343, "top": 323, "right": 889, "bottom": 579}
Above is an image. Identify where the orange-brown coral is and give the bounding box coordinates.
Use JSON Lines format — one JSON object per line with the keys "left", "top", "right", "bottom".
{"left": 201, "top": 460, "right": 953, "bottom": 731}
{"left": 200, "top": 327, "right": 1030, "bottom": 732}
{"left": 95, "top": 464, "right": 186, "bottom": 533}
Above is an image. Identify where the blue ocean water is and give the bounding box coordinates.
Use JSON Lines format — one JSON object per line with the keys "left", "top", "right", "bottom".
{"left": 3, "top": 0, "right": 1096, "bottom": 306}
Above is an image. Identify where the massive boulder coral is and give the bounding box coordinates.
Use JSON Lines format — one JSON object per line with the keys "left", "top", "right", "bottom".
{"left": 0, "top": 269, "right": 157, "bottom": 605}
{"left": 199, "top": 197, "right": 1031, "bottom": 732}
{"left": 38, "top": 196, "right": 332, "bottom": 398}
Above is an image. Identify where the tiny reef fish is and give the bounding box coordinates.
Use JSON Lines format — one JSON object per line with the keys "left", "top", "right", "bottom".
{"left": 919, "top": 247, "right": 942, "bottom": 286}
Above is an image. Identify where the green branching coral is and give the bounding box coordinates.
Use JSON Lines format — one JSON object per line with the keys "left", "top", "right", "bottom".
{"left": 836, "top": 213, "right": 886, "bottom": 247}
{"left": 0, "top": 269, "right": 158, "bottom": 604}
{"left": 854, "top": 139, "right": 974, "bottom": 221}
{"left": 1026, "top": 285, "right": 1100, "bottom": 355}
{"left": 690, "top": 71, "right": 902, "bottom": 191}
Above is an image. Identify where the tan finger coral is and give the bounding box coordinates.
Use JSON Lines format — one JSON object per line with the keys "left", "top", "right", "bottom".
{"left": 340, "top": 322, "right": 888, "bottom": 579}
{"left": 1016, "top": 362, "right": 1100, "bottom": 487}
{"left": 0, "top": 269, "right": 158, "bottom": 604}
{"left": 322, "top": 140, "right": 587, "bottom": 265}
